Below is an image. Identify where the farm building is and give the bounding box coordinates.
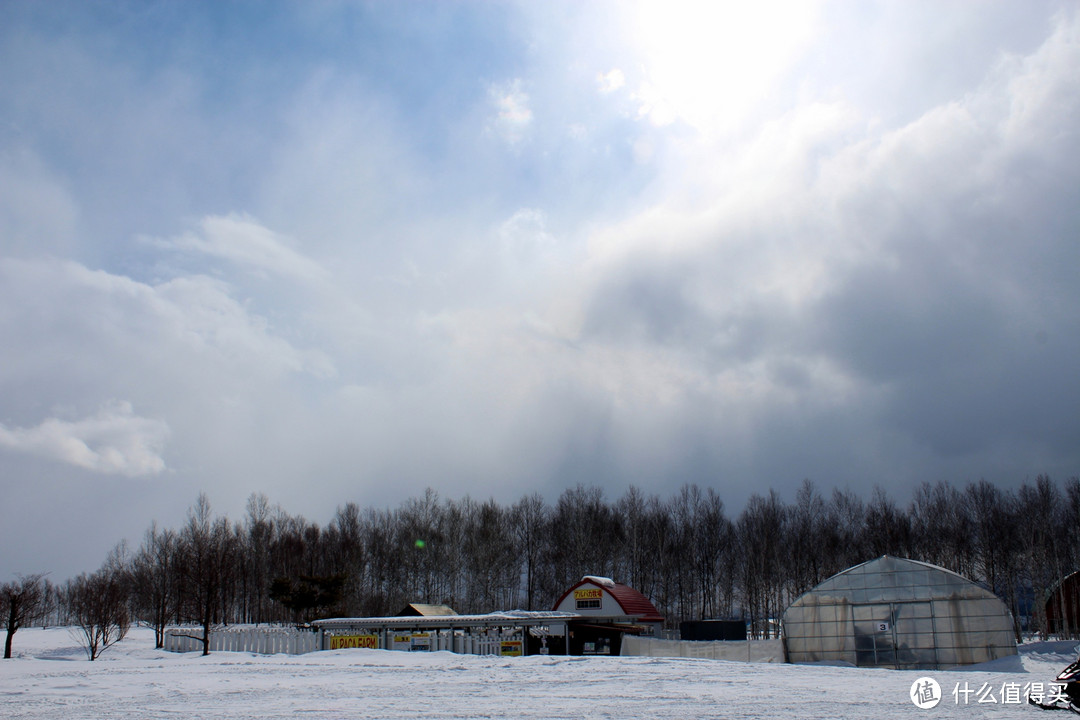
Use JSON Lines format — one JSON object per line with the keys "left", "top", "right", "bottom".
{"left": 312, "top": 610, "right": 572, "bottom": 655}
{"left": 1046, "top": 570, "right": 1080, "bottom": 638}
{"left": 311, "top": 576, "right": 663, "bottom": 657}
{"left": 782, "top": 555, "right": 1017, "bottom": 669}
{"left": 551, "top": 576, "right": 664, "bottom": 655}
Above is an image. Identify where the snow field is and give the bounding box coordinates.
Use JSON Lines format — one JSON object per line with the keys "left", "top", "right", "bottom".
{"left": 1, "top": 627, "right": 1075, "bottom": 719}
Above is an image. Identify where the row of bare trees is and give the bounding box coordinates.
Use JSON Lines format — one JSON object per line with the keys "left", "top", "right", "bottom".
{"left": 6, "top": 475, "right": 1079, "bottom": 658}
{"left": 2, "top": 557, "right": 131, "bottom": 661}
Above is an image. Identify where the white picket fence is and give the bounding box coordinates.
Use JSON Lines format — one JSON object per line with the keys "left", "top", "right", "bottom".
{"left": 164, "top": 626, "right": 514, "bottom": 656}
{"left": 165, "top": 626, "right": 320, "bottom": 655}
{"left": 422, "top": 633, "right": 506, "bottom": 655}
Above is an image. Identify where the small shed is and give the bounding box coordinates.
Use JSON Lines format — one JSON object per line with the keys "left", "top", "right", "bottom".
{"left": 680, "top": 620, "right": 747, "bottom": 641}
{"left": 782, "top": 555, "right": 1017, "bottom": 669}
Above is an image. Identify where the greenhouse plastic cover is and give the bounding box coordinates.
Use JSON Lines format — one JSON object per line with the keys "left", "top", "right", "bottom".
{"left": 782, "top": 556, "right": 1017, "bottom": 669}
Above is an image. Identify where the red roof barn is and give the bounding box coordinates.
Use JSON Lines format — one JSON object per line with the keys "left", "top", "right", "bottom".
{"left": 552, "top": 575, "right": 664, "bottom": 624}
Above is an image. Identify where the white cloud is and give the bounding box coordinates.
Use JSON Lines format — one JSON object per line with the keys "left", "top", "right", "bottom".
{"left": 488, "top": 79, "right": 533, "bottom": 145}
{"left": 159, "top": 213, "right": 329, "bottom": 284}
{"left": 632, "top": 81, "right": 677, "bottom": 127}
{"left": 2, "top": 0, "right": 1079, "bottom": 581}
{"left": 0, "top": 400, "right": 169, "bottom": 476}
{"left": 0, "top": 255, "right": 337, "bottom": 424}
{"left": 153, "top": 273, "right": 337, "bottom": 380}
{"left": 498, "top": 208, "right": 554, "bottom": 262}
{"left": 597, "top": 68, "right": 625, "bottom": 94}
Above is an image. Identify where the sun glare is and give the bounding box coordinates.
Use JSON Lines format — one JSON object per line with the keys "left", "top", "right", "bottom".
{"left": 631, "top": 0, "right": 820, "bottom": 132}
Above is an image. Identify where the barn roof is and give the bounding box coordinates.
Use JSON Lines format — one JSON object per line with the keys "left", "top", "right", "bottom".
{"left": 396, "top": 603, "right": 458, "bottom": 617}
{"left": 553, "top": 577, "right": 664, "bottom": 623}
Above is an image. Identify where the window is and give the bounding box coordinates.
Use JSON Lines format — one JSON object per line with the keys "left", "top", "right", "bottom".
{"left": 577, "top": 599, "right": 601, "bottom": 609}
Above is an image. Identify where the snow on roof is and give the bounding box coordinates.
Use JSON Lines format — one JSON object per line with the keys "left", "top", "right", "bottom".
{"left": 582, "top": 575, "right": 616, "bottom": 588}
{"left": 313, "top": 611, "right": 581, "bottom": 631}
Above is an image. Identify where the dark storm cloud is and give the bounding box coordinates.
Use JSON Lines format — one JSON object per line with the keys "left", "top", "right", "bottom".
{"left": 569, "top": 10, "right": 1080, "bottom": 498}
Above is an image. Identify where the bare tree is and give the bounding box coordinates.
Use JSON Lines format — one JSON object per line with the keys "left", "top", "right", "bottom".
{"left": 177, "top": 494, "right": 236, "bottom": 655}
{"left": 242, "top": 493, "right": 275, "bottom": 623}
{"left": 864, "top": 486, "right": 911, "bottom": 558}
{"left": 131, "top": 523, "right": 180, "bottom": 648}
{"left": 359, "top": 506, "right": 400, "bottom": 616}
{"left": 737, "top": 491, "right": 788, "bottom": 638}
{"left": 641, "top": 494, "right": 675, "bottom": 621}
{"left": 62, "top": 477, "right": 1080, "bottom": 644}
{"left": 547, "top": 485, "right": 621, "bottom": 594}
{"left": 511, "top": 493, "right": 548, "bottom": 611}
{"left": 1, "top": 573, "right": 48, "bottom": 659}
{"left": 786, "top": 480, "right": 829, "bottom": 600}
{"left": 1054, "top": 477, "right": 1080, "bottom": 639}
{"left": 67, "top": 564, "right": 131, "bottom": 660}
{"left": 397, "top": 488, "right": 447, "bottom": 605}
{"left": 614, "top": 487, "right": 649, "bottom": 593}
{"left": 326, "top": 502, "right": 366, "bottom": 616}
{"left": 1018, "top": 476, "right": 1066, "bottom": 639}
{"left": 664, "top": 484, "right": 731, "bottom": 623}
{"left": 269, "top": 573, "right": 346, "bottom": 625}
{"left": 667, "top": 487, "right": 697, "bottom": 623}
{"left": 966, "top": 480, "right": 1016, "bottom": 595}
{"left": 909, "top": 481, "right": 952, "bottom": 568}
{"left": 464, "top": 498, "right": 519, "bottom": 612}
{"left": 824, "top": 487, "right": 867, "bottom": 571}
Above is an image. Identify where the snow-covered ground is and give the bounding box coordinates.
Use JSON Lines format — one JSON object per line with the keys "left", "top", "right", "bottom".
{"left": 1, "top": 626, "right": 1075, "bottom": 719}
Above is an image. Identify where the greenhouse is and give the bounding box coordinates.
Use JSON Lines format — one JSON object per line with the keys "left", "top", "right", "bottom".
{"left": 782, "top": 555, "right": 1017, "bottom": 669}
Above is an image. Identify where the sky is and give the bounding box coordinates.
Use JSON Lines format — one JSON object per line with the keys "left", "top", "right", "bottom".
{"left": 1, "top": 0, "right": 1078, "bottom": 581}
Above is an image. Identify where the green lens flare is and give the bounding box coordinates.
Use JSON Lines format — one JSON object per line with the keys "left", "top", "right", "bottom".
{"left": 414, "top": 539, "right": 426, "bottom": 549}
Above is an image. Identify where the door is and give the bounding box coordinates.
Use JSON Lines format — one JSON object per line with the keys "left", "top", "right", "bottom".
{"left": 852, "top": 604, "right": 896, "bottom": 667}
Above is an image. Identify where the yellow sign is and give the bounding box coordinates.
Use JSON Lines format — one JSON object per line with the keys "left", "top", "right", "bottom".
{"left": 574, "top": 588, "right": 603, "bottom": 600}
{"left": 329, "top": 634, "right": 379, "bottom": 650}
{"left": 500, "top": 641, "right": 523, "bottom": 657}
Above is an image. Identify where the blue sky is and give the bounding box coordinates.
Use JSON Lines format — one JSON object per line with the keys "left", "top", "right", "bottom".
{"left": 1, "top": 0, "right": 1078, "bottom": 579}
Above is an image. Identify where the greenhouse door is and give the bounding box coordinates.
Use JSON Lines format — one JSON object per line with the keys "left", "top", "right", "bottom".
{"left": 852, "top": 603, "right": 897, "bottom": 668}
{"left": 853, "top": 601, "right": 939, "bottom": 669}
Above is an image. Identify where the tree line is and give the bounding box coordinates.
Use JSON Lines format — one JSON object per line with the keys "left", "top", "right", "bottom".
{"left": 4, "top": 475, "right": 1079, "bottom": 658}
